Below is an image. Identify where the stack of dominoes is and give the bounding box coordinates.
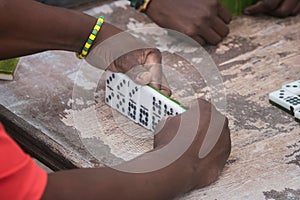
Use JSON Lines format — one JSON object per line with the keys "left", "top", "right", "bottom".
{"left": 269, "top": 80, "right": 300, "bottom": 122}
{"left": 0, "top": 58, "right": 19, "bottom": 81}
{"left": 105, "top": 72, "right": 187, "bottom": 131}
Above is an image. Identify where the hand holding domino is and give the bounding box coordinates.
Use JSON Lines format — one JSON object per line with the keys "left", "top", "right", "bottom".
{"left": 105, "top": 71, "right": 187, "bottom": 131}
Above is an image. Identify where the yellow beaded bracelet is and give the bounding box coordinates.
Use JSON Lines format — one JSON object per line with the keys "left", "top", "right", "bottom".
{"left": 77, "top": 16, "right": 104, "bottom": 59}
{"left": 138, "top": 0, "right": 151, "bottom": 12}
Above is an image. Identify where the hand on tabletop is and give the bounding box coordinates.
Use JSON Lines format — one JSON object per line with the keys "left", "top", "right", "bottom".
{"left": 153, "top": 98, "right": 231, "bottom": 190}
{"left": 145, "top": 0, "right": 232, "bottom": 45}
{"left": 244, "top": 0, "right": 300, "bottom": 17}
{"left": 87, "top": 23, "right": 171, "bottom": 96}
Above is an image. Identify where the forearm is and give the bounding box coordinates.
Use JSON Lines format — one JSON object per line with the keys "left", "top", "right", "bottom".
{"left": 42, "top": 163, "right": 190, "bottom": 200}
{"left": 0, "top": 0, "right": 120, "bottom": 59}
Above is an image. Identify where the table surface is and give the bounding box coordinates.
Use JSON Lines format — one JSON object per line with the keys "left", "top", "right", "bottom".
{"left": 1, "top": 1, "right": 300, "bottom": 199}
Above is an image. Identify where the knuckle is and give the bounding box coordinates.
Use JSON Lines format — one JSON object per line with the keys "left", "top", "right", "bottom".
{"left": 277, "top": 8, "right": 291, "bottom": 17}
{"left": 200, "top": 11, "right": 213, "bottom": 21}
{"left": 210, "top": 36, "right": 222, "bottom": 45}
{"left": 184, "top": 26, "right": 198, "bottom": 36}
{"left": 208, "top": 0, "right": 219, "bottom": 9}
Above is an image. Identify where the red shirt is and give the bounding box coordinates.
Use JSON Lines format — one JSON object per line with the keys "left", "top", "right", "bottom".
{"left": 0, "top": 123, "right": 47, "bottom": 200}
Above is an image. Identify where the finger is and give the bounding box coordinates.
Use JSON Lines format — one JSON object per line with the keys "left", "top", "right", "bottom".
{"left": 106, "top": 62, "right": 119, "bottom": 73}
{"left": 126, "top": 64, "right": 152, "bottom": 85}
{"left": 244, "top": 0, "right": 283, "bottom": 15}
{"left": 218, "top": 3, "right": 232, "bottom": 24}
{"left": 211, "top": 17, "right": 230, "bottom": 38}
{"left": 159, "top": 74, "right": 172, "bottom": 97}
{"left": 191, "top": 35, "right": 205, "bottom": 45}
{"left": 144, "top": 50, "right": 163, "bottom": 90}
{"left": 244, "top": 1, "right": 269, "bottom": 15}
{"left": 147, "top": 63, "right": 162, "bottom": 90}
{"left": 153, "top": 115, "right": 177, "bottom": 148}
{"left": 292, "top": 2, "right": 300, "bottom": 15}
{"left": 198, "top": 27, "right": 222, "bottom": 45}
{"left": 271, "top": 0, "right": 299, "bottom": 17}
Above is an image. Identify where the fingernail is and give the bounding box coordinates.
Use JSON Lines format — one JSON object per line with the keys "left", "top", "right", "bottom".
{"left": 244, "top": 8, "right": 250, "bottom": 14}
{"left": 137, "top": 72, "right": 151, "bottom": 84}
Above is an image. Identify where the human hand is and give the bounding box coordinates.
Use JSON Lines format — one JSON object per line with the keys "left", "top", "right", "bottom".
{"left": 42, "top": 99, "right": 230, "bottom": 199}
{"left": 86, "top": 23, "right": 171, "bottom": 96}
{"left": 244, "top": 0, "right": 300, "bottom": 17}
{"left": 154, "top": 98, "right": 231, "bottom": 189}
{"left": 145, "top": 0, "right": 232, "bottom": 45}
{"left": 107, "top": 48, "right": 171, "bottom": 96}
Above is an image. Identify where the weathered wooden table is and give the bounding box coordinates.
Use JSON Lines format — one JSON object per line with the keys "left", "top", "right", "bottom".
{"left": 0, "top": 1, "right": 299, "bottom": 199}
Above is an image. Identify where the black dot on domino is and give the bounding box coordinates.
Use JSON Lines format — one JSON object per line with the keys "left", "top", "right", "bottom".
{"left": 109, "top": 76, "right": 112, "bottom": 82}
{"left": 112, "top": 73, "right": 115, "bottom": 79}
{"left": 106, "top": 80, "right": 110, "bottom": 84}
{"left": 122, "top": 108, "right": 125, "bottom": 113}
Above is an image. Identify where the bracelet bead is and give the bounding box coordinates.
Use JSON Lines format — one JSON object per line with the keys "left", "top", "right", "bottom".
{"left": 77, "top": 16, "right": 104, "bottom": 59}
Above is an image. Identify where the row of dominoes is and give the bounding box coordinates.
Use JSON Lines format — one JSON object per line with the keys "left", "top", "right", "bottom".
{"left": 269, "top": 80, "right": 300, "bottom": 122}
{"left": 105, "top": 72, "right": 187, "bottom": 131}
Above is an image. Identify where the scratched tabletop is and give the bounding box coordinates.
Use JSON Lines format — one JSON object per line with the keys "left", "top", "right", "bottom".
{"left": 0, "top": 1, "right": 299, "bottom": 199}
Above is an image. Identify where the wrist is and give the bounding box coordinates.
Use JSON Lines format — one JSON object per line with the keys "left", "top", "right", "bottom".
{"left": 92, "top": 23, "right": 123, "bottom": 47}
{"left": 129, "top": 157, "right": 195, "bottom": 199}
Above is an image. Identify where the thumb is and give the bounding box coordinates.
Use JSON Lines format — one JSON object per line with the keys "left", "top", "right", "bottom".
{"left": 126, "top": 65, "right": 152, "bottom": 85}
{"left": 244, "top": 1, "right": 268, "bottom": 15}
{"left": 244, "top": 0, "right": 282, "bottom": 15}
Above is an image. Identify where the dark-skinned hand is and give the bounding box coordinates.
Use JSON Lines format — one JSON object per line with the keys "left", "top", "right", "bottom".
{"left": 145, "top": 0, "right": 232, "bottom": 45}
{"left": 154, "top": 98, "right": 231, "bottom": 189}
{"left": 244, "top": 0, "right": 300, "bottom": 17}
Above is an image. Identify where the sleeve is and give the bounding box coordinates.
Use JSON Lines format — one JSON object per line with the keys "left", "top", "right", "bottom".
{"left": 0, "top": 123, "right": 47, "bottom": 200}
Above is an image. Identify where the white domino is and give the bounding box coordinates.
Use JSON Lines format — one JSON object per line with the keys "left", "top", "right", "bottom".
{"left": 142, "top": 86, "right": 185, "bottom": 130}
{"left": 105, "top": 72, "right": 187, "bottom": 131}
{"left": 105, "top": 72, "right": 129, "bottom": 116}
{"left": 282, "top": 80, "right": 300, "bottom": 96}
{"left": 269, "top": 89, "right": 300, "bottom": 115}
{"left": 295, "top": 109, "right": 300, "bottom": 122}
